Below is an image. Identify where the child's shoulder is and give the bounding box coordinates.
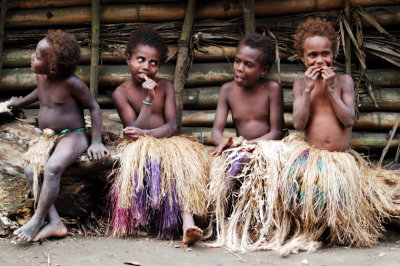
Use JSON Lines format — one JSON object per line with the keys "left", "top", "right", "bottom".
{"left": 260, "top": 79, "right": 281, "bottom": 92}
{"left": 155, "top": 77, "right": 174, "bottom": 91}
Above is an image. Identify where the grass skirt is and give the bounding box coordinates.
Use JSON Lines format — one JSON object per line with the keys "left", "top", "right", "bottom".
{"left": 276, "top": 134, "right": 400, "bottom": 256}
{"left": 108, "top": 136, "right": 210, "bottom": 239}
{"left": 23, "top": 129, "right": 58, "bottom": 201}
{"left": 208, "top": 135, "right": 400, "bottom": 256}
{"left": 208, "top": 140, "right": 289, "bottom": 252}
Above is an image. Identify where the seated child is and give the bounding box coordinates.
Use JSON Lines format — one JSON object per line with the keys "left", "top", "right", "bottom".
{"left": 7, "top": 30, "right": 110, "bottom": 242}
{"left": 108, "top": 26, "right": 209, "bottom": 246}
{"left": 208, "top": 33, "right": 287, "bottom": 251}
{"left": 276, "top": 17, "right": 400, "bottom": 256}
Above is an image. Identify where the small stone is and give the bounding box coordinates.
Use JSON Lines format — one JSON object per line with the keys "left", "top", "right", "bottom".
{"left": 301, "top": 259, "right": 309, "bottom": 265}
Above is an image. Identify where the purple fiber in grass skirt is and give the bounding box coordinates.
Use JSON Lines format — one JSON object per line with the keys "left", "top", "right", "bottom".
{"left": 147, "top": 159, "right": 162, "bottom": 209}
{"left": 227, "top": 151, "right": 246, "bottom": 177}
{"left": 134, "top": 173, "right": 150, "bottom": 228}
{"left": 108, "top": 184, "right": 136, "bottom": 236}
{"left": 156, "top": 184, "right": 181, "bottom": 239}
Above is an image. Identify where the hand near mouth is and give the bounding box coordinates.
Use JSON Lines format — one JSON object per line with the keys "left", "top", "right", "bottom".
{"left": 141, "top": 73, "right": 158, "bottom": 102}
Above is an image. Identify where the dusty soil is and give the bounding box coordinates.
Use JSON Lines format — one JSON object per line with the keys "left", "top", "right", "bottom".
{"left": 1, "top": 226, "right": 399, "bottom": 266}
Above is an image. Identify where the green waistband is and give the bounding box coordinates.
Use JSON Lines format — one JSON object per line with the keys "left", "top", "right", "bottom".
{"left": 56, "top": 127, "right": 88, "bottom": 136}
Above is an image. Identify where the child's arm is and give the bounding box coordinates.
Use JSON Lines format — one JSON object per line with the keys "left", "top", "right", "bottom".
{"left": 321, "top": 68, "right": 355, "bottom": 128}
{"left": 136, "top": 79, "right": 177, "bottom": 138}
{"left": 211, "top": 84, "right": 232, "bottom": 156}
{"left": 69, "top": 77, "right": 110, "bottom": 163}
{"left": 247, "top": 81, "right": 285, "bottom": 144}
{"left": 292, "top": 65, "right": 320, "bottom": 130}
{"left": 7, "top": 89, "right": 39, "bottom": 109}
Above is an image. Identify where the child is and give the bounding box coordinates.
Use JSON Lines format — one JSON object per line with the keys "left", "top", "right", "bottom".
{"left": 208, "top": 33, "right": 288, "bottom": 252}
{"left": 211, "top": 33, "right": 285, "bottom": 155}
{"left": 276, "top": 17, "right": 400, "bottom": 255}
{"left": 7, "top": 30, "right": 110, "bottom": 242}
{"left": 109, "top": 26, "right": 209, "bottom": 246}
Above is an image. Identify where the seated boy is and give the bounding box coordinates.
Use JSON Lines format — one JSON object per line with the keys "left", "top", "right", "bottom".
{"left": 208, "top": 33, "right": 287, "bottom": 251}
{"left": 108, "top": 26, "right": 209, "bottom": 246}
{"left": 7, "top": 30, "right": 109, "bottom": 242}
{"left": 277, "top": 17, "right": 400, "bottom": 256}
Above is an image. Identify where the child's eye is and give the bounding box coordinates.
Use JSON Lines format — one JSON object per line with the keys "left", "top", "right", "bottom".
{"left": 234, "top": 58, "right": 240, "bottom": 63}
{"left": 245, "top": 62, "right": 253, "bottom": 67}
{"left": 137, "top": 57, "right": 144, "bottom": 62}
{"left": 322, "top": 51, "right": 330, "bottom": 56}
{"left": 150, "top": 60, "right": 158, "bottom": 66}
{"left": 309, "top": 52, "right": 317, "bottom": 57}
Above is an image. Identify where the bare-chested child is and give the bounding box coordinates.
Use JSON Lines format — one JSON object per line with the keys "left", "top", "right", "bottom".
{"left": 7, "top": 31, "right": 109, "bottom": 242}
{"left": 211, "top": 33, "right": 285, "bottom": 155}
{"left": 292, "top": 18, "right": 355, "bottom": 151}
{"left": 110, "top": 26, "right": 208, "bottom": 246}
{"left": 207, "top": 33, "right": 287, "bottom": 251}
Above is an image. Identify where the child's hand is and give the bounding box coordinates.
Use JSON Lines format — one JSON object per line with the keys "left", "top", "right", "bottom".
{"left": 303, "top": 65, "right": 320, "bottom": 92}
{"left": 211, "top": 136, "right": 233, "bottom": 157}
{"left": 87, "top": 143, "right": 110, "bottom": 164}
{"left": 230, "top": 136, "right": 245, "bottom": 148}
{"left": 321, "top": 66, "right": 335, "bottom": 91}
{"left": 141, "top": 74, "right": 157, "bottom": 102}
{"left": 7, "top": 96, "right": 23, "bottom": 110}
{"left": 123, "top": 126, "right": 146, "bottom": 141}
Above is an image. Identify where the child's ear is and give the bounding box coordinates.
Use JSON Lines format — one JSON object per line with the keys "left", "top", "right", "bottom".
{"left": 49, "top": 64, "right": 56, "bottom": 75}
{"left": 261, "top": 65, "right": 269, "bottom": 77}
{"left": 126, "top": 54, "right": 131, "bottom": 65}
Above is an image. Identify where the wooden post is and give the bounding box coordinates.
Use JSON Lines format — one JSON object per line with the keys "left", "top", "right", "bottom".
{"left": 173, "top": 0, "right": 196, "bottom": 132}
{"left": 0, "top": 0, "right": 8, "bottom": 77}
{"left": 344, "top": 0, "right": 352, "bottom": 76}
{"left": 242, "top": 0, "right": 255, "bottom": 35}
{"left": 90, "top": 0, "right": 100, "bottom": 98}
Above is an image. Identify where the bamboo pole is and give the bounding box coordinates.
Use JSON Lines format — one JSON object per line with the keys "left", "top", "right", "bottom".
{"left": 0, "top": 0, "right": 8, "bottom": 77}
{"left": 1, "top": 65, "right": 400, "bottom": 92}
{"left": 2, "top": 46, "right": 292, "bottom": 68}
{"left": 90, "top": 0, "right": 100, "bottom": 98}
{"left": 344, "top": 0, "right": 352, "bottom": 76}
{"left": 242, "top": 0, "right": 255, "bottom": 35}
{"left": 378, "top": 114, "right": 400, "bottom": 167}
{"left": 181, "top": 126, "right": 400, "bottom": 150}
{"left": 4, "top": 2, "right": 400, "bottom": 28}
{"left": 174, "top": 0, "right": 196, "bottom": 132}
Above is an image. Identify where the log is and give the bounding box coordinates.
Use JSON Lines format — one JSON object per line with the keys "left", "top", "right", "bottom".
{"left": 0, "top": 117, "right": 117, "bottom": 228}
{"left": 1, "top": 0, "right": 182, "bottom": 9}
{"left": 5, "top": 2, "right": 400, "bottom": 28}
{"left": 2, "top": 64, "right": 399, "bottom": 92}
{"left": 182, "top": 87, "right": 400, "bottom": 111}
{"left": 0, "top": 0, "right": 8, "bottom": 76}
{"left": 174, "top": 0, "right": 197, "bottom": 131}
{"left": 90, "top": 0, "right": 100, "bottom": 98}
{"left": 2, "top": 45, "right": 289, "bottom": 68}
{"left": 242, "top": 0, "right": 255, "bottom": 35}
{"left": 181, "top": 110, "right": 400, "bottom": 131}
{"left": 181, "top": 126, "right": 400, "bottom": 150}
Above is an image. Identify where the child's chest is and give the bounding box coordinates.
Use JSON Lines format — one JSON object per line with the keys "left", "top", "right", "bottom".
{"left": 37, "top": 80, "right": 72, "bottom": 105}
{"left": 127, "top": 88, "right": 165, "bottom": 113}
{"left": 229, "top": 88, "right": 270, "bottom": 120}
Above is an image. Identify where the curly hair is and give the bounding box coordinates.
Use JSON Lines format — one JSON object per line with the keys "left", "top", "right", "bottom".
{"left": 238, "top": 33, "right": 276, "bottom": 68}
{"left": 45, "top": 30, "right": 80, "bottom": 76}
{"left": 125, "top": 25, "right": 168, "bottom": 64}
{"left": 294, "top": 17, "right": 338, "bottom": 57}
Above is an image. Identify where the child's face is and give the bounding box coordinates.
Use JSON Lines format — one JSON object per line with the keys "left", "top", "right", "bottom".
{"left": 31, "top": 39, "right": 51, "bottom": 75}
{"left": 126, "top": 44, "right": 161, "bottom": 83}
{"left": 301, "top": 35, "right": 333, "bottom": 69}
{"left": 233, "top": 45, "right": 268, "bottom": 88}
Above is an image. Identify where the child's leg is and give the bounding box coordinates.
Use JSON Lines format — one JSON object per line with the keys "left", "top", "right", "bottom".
{"left": 181, "top": 210, "right": 203, "bottom": 246}
{"left": 14, "top": 132, "right": 88, "bottom": 242}
{"left": 21, "top": 163, "right": 67, "bottom": 242}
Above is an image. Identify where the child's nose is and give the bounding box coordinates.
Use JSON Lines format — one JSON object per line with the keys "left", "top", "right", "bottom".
{"left": 237, "top": 62, "right": 245, "bottom": 71}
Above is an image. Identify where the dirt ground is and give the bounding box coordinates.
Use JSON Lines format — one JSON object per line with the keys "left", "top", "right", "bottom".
{"left": 1, "top": 225, "right": 399, "bottom": 266}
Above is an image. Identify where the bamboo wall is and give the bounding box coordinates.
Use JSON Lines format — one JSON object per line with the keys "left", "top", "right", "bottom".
{"left": 1, "top": 0, "right": 400, "bottom": 151}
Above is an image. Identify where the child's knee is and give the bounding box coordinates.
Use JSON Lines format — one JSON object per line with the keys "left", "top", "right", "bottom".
{"left": 43, "top": 162, "right": 64, "bottom": 179}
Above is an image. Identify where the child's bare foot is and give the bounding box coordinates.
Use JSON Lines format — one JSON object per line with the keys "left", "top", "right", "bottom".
{"left": 13, "top": 219, "right": 42, "bottom": 242}
{"left": 32, "top": 221, "right": 67, "bottom": 242}
{"left": 182, "top": 226, "right": 203, "bottom": 246}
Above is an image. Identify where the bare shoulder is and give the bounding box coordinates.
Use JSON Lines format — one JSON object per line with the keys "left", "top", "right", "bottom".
{"left": 65, "top": 74, "right": 87, "bottom": 89}
{"left": 262, "top": 79, "right": 281, "bottom": 91}
{"left": 337, "top": 74, "right": 354, "bottom": 86}
{"left": 220, "top": 81, "right": 235, "bottom": 93}
{"left": 156, "top": 78, "right": 174, "bottom": 93}
{"left": 112, "top": 80, "right": 132, "bottom": 98}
